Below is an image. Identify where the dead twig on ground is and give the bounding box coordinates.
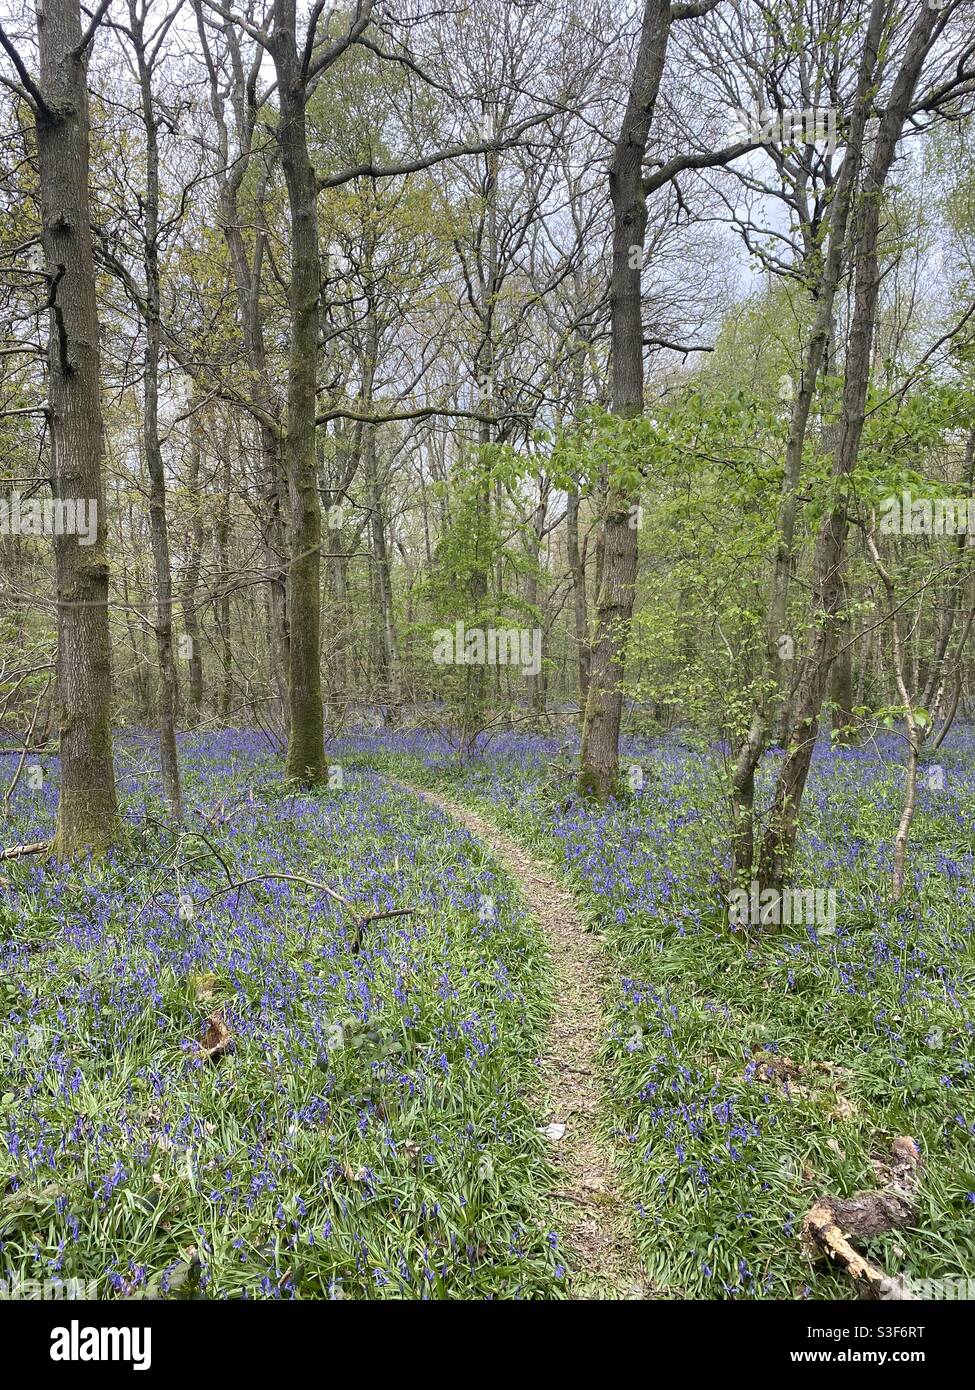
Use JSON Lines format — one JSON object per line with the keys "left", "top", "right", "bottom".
{"left": 0, "top": 840, "right": 50, "bottom": 860}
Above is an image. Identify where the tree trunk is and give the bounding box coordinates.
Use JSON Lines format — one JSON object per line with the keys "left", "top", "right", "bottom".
{"left": 36, "top": 0, "right": 118, "bottom": 858}
{"left": 579, "top": 0, "right": 670, "bottom": 799}
{"left": 132, "top": 2, "right": 181, "bottom": 818}
{"left": 527, "top": 483, "right": 549, "bottom": 716}
{"left": 758, "top": 1, "right": 944, "bottom": 896}
{"left": 361, "top": 294, "right": 400, "bottom": 717}
{"left": 729, "top": 0, "right": 888, "bottom": 883}
{"left": 865, "top": 530, "right": 919, "bottom": 902}
{"left": 460, "top": 121, "right": 499, "bottom": 759}
{"left": 180, "top": 418, "right": 205, "bottom": 727}
{"left": 831, "top": 605, "right": 856, "bottom": 745}
{"left": 271, "top": 2, "right": 327, "bottom": 783}
{"left": 566, "top": 486, "right": 590, "bottom": 711}
{"left": 195, "top": 5, "right": 290, "bottom": 730}
{"left": 263, "top": 420, "right": 291, "bottom": 730}
{"left": 216, "top": 440, "right": 233, "bottom": 721}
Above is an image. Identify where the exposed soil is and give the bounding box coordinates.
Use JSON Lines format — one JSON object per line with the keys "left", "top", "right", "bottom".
{"left": 399, "top": 780, "right": 652, "bottom": 1300}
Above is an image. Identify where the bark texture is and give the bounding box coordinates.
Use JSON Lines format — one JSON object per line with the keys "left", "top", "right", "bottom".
{"left": 36, "top": 0, "right": 118, "bottom": 857}
{"left": 579, "top": 0, "right": 671, "bottom": 799}
{"left": 271, "top": 0, "right": 327, "bottom": 783}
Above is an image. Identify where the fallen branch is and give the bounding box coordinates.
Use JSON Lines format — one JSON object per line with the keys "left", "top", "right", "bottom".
{"left": 358, "top": 907, "right": 417, "bottom": 927}
{"left": 803, "top": 1203, "right": 916, "bottom": 1299}
{"left": 198, "top": 871, "right": 353, "bottom": 914}
{"left": 0, "top": 840, "right": 50, "bottom": 861}
{"left": 198, "top": 871, "right": 419, "bottom": 952}
{"left": 802, "top": 1136, "right": 922, "bottom": 1299}
{"left": 351, "top": 906, "right": 419, "bottom": 954}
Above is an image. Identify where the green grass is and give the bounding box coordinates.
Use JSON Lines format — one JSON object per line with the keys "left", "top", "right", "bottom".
{"left": 4, "top": 728, "right": 973, "bottom": 1300}
{"left": 0, "top": 738, "right": 567, "bottom": 1299}
{"left": 354, "top": 736, "right": 975, "bottom": 1300}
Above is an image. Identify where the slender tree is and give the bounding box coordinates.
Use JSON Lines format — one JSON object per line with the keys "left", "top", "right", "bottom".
{"left": 758, "top": 0, "right": 952, "bottom": 895}
{"left": 579, "top": 0, "right": 747, "bottom": 799}
{"left": 126, "top": 0, "right": 183, "bottom": 818}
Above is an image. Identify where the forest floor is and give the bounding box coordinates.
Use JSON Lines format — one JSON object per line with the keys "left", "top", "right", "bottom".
{"left": 394, "top": 778, "right": 650, "bottom": 1299}
{"left": 0, "top": 727, "right": 973, "bottom": 1299}
{"left": 355, "top": 728, "right": 975, "bottom": 1299}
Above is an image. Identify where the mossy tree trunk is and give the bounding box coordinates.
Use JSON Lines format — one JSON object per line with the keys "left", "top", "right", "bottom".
{"left": 34, "top": 0, "right": 118, "bottom": 858}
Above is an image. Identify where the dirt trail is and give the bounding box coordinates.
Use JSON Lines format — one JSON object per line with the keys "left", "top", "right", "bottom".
{"left": 398, "top": 780, "right": 651, "bottom": 1300}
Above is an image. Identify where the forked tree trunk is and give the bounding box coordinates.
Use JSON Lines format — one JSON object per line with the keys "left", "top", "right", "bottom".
{"left": 728, "top": 0, "right": 888, "bottom": 886}
{"left": 35, "top": 0, "right": 118, "bottom": 858}
{"left": 758, "top": 1, "right": 945, "bottom": 896}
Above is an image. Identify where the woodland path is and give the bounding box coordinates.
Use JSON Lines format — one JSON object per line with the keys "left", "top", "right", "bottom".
{"left": 397, "top": 779, "right": 653, "bottom": 1300}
